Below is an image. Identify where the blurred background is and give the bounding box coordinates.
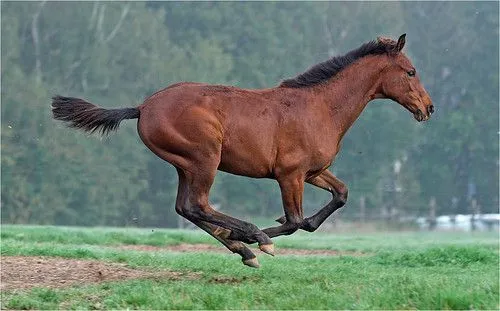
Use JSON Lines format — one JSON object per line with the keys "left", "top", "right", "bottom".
{"left": 1, "top": 1, "right": 498, "bottom": 231}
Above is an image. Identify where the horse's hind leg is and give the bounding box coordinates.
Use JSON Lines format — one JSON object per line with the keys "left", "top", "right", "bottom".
{"left": 176, "top": 168, "right": 273, "bottom": 266}
{"left": 196, "top": 220, "right": 261, "bottom": 268}
{"left": 175, "top": 169, "right": 259, "bottom": 267}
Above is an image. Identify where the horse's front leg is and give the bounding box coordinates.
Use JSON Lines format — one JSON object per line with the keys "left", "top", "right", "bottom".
{"left": 276, "top": 170, "right": 348, "bottom": 232}
{"left": 262, "top": 174, "right": 305, "bottom": 238}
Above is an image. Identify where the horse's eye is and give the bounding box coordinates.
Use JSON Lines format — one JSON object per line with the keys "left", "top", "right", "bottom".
{"left": 407, "top": 70, "right": 416, "bottom": 77}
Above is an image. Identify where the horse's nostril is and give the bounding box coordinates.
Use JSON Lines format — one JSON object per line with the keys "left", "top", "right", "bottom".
{"left": 428, "top": 105, "right": 434, "bottom": 114}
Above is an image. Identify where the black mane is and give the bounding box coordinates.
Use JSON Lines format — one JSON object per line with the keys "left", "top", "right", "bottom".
{"left": 280, "top": 39, "right": 396, "bottom": 88}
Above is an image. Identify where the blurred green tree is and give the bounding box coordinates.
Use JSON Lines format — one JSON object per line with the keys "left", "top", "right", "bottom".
{"left": 1, "top": 1, "right": 497, "bottom": 227}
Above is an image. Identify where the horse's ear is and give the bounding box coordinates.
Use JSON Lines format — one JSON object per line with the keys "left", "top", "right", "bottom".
{"left": 396, "top": 33, "right": 406, "bottom": 52}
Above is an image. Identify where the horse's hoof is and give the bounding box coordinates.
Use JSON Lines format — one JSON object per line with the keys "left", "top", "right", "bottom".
{"left": 242, "top": 257, "right": 260, "bottom": 268}
{"left": 259, "top": 243, "right": 275, "bottom": 256}
{"left": 275, "top": 215, "right": 286, "bottom": 224}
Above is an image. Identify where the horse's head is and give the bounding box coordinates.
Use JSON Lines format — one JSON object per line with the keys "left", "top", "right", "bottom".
{"left": 378, "top": 34, "right": 433, "bottom": 122}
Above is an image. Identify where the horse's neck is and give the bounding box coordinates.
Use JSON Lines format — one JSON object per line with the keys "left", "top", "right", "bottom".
{"left": 318, "top": 57, "right": 386, "bottom": 140}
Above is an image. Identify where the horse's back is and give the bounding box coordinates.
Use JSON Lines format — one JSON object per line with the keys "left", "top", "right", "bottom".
{"left": 137, "top": 82, "right": 282, "bottom": 176}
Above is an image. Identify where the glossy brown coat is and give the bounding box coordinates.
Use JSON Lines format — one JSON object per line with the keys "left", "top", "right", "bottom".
{"left": 52, "top": 35, "right": 433, "bottom": 267}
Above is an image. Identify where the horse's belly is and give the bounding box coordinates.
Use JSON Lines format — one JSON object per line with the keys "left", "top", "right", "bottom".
{"left": 218, "top": 140, "right": 275, "bottom": 178}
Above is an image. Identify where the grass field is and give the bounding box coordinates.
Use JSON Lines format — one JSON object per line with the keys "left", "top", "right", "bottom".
{"left": 1, "top": 225, "right": 498, "bottom": 310}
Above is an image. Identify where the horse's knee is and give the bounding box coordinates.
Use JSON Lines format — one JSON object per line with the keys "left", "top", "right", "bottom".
{"left": 283, "top": 221, "right": 301, "bottom": 235}
{"left": 301, "top": 218, "right": 318, "bottom": 232}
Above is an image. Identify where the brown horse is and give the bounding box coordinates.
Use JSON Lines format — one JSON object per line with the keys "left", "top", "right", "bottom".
{"left": 52, "top": 34, "right": 433, "bottom": 268}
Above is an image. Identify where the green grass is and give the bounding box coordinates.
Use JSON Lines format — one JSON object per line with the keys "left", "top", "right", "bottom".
{"left": 0, "top": 225, "right": 217, "bottom": 247}
{"left": 1, "top": 225, "right": 499, "bottom": 310}
{"left": 2, "top": 224, "right": 498, "bottom": 251}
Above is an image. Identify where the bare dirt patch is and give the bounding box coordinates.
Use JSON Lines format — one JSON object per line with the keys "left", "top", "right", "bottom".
{"left": 1, "top": 256, "right": 200, "bottom": 291}
{"left": 116, "top": 243, "right": 366, "bottom": 256}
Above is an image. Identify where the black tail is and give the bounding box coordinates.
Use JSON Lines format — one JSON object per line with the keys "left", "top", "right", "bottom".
{"left": 51, "top": 95, "right": 140, "bottom": 135}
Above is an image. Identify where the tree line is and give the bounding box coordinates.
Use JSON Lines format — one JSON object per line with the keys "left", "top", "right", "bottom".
{"left": 1, "top": 1, "right": 498, "bottom": 227}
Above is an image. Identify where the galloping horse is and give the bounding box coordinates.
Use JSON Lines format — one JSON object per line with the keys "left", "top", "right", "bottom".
{"left": 52, "top": 34, "right": 433, "bottom": 267}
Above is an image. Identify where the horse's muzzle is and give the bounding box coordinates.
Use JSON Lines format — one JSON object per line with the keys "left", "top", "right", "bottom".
{"left": 414, "top": 109, "right": 430, "bottom": 122}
